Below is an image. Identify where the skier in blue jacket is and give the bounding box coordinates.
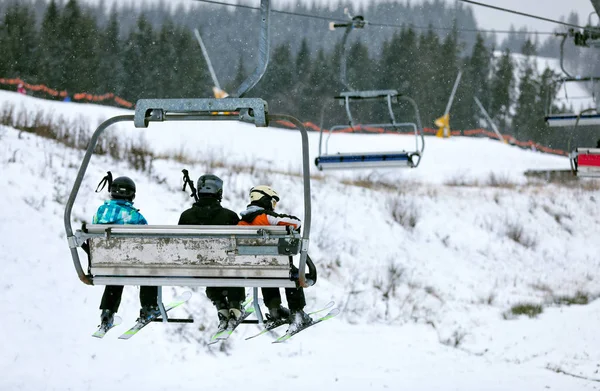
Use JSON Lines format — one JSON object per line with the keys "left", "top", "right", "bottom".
{"left": 93, "top": 174, "right": 159, "bottom": 330}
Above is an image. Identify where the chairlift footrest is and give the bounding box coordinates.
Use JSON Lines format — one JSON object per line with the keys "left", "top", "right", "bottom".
{"left": 150, "top": 318, "right": 194, "bottom": 323}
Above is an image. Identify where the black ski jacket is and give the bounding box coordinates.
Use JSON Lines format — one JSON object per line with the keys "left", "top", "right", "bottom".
{"left": 178, "top": 197, "right": 240, "bottom": 225}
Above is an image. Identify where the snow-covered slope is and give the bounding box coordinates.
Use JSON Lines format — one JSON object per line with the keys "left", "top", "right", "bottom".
{"left": 1, "top": 91, "right": 599, "bottom": 390}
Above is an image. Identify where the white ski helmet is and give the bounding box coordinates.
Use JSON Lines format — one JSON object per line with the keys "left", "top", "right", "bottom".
{"left": 249, "top": 185, "right": 280, "bottom": 210}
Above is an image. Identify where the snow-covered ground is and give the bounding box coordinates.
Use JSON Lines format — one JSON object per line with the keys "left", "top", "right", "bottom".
{"left": 1, "top": 91, "right": 600, "bottom": 390}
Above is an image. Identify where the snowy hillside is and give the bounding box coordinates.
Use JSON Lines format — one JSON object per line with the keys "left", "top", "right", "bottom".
{"left": 1, "top": 91, "right": 600, "bottom": 390}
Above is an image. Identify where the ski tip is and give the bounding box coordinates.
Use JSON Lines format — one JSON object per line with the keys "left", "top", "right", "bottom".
{"left": 324, "top": 308, "right": 341, "bottom": 318}
{"left": 179, "top": 291, "right": 193, "bottom": 301}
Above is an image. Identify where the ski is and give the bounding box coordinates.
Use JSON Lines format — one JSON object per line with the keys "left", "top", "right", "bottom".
{"left": 208, "top": 305, "right": 255, "bottom": 344}
{"left": 245, "top": 301, "right": 335, "bottom": 341}
{"left": 92, "top": 316, "right": 122, "bottom": 338}
{"left": 118, "top": 291, "right": 192, "bottom": 340}
{"left": 273, "top": 307, "right": 340, "bottom": 344}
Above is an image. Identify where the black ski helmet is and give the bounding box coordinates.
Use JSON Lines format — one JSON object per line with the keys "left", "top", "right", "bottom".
{"left": 111, "top": 176, "right": 136, "bottom": 200}
{"left": 197, "top": 174, "right": 223, "bottom": 199}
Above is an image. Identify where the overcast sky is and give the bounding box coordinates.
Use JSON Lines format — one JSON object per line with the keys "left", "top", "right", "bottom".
{"left": 88, "top": 0, "right": 597, "bottom": 35}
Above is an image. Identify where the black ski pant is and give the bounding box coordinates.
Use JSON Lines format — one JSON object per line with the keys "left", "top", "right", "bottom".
{"left": 206, "top": 287, "right": 246, "bottom": 310}
{"left": 99, "top": 285, "right": 158, "bottom": 313}
{"left": 262, "top": 287, "right": 306, "bottom": 311}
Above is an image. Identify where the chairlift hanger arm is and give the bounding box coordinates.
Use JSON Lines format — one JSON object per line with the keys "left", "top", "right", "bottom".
{"left": 232, "top": 0, "right": 270, "bottom": 97}
{"left": 330, "top": 10, "right": 366, "bottom": 92}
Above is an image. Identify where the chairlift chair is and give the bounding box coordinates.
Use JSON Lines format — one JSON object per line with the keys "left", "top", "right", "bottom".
{"left": 64, "top": 0, "right": 315, "bottom": 325}
{"left": 314, "top": 11, "right": 425, "bottom": 171}
{"left": 544, "top": 30, "right": 600, "bottom": 177}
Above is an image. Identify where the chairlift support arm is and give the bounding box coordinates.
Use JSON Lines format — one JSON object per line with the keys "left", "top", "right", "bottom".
{"left": 232, "top": 0, "right": 271, "bottom": 98}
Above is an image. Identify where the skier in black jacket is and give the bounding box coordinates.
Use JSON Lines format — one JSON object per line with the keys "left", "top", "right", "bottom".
{"left": 178, "top": 174, "right": 243, "bottom": 332}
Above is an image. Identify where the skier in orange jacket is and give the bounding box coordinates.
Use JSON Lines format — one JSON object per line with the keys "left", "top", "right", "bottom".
{"left": 238, "top": 185, "right": 312, "bottom": 332}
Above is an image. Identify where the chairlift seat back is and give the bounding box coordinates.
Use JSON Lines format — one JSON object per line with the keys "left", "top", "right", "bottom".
{"left": 575, "top": 148, "right": 600, "bottom": 177}
{"left": 82, "top": 225, "right": 299, "bottom": 288}
{"left": 545, "top": 113, "right": 600, "bottom": 127}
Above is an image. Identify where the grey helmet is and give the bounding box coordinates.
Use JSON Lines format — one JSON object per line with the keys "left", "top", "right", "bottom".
{"left": 197, "top": 174, "right": 223, "bottom": 199}
{"left": 111, "top": 176, "right": 136, "bottom": 201}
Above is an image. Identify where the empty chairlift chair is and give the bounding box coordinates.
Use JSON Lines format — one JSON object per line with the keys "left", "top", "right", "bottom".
{"left": 546, "top": 107, "right": 600, "bottom": 177}
{"left": 314, "top": 11, "right": 424, "bottom": 171}
{"left": 544, "top": 31, "right": 600, "bottom": 177}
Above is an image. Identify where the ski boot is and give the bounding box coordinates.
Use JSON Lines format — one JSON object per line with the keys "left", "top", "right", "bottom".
{"left": 287, "top": 309, "right": 312, "bottom": 334}
{"left": 265, "top": 305, "right": 291, "bottom": 328}
{"left": 99, "top": 309, "right": 115, "bottom": 330}
{"left": 217, "top": 309, "right": 230, "bottom": 332}
{"left": 139, "top": 305, "right": 161, "bottom": 321}
{"left": 228, "top": 308, "right": 243, "bottom": 329}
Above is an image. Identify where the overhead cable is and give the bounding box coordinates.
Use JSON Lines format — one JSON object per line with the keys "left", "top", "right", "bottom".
{"left": 190, "top": 0, "right": 557, "bottom": 35}
{"left": 456, "top": 0, "right": 597, "bottom": 31}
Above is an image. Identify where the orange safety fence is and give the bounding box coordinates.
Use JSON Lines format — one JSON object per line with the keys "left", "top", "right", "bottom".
{"left": 274, "top": 120, "right": 569, "bottom": 157}
{"left": 0, "top": 78, "right": 570, "bottom": 157}
{"left": 0, "top": 77, "right": 133, "bottom": 108}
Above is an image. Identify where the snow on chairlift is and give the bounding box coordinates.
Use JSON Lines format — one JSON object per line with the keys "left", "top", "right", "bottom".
{"left": 63, "top": 0, "right": 315, "bottom": 324}
{"left": 315, "top": 11, "right": 424, "bottom": 171}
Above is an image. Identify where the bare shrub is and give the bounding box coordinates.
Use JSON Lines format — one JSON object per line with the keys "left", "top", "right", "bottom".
{"left": 388, "top": 195, "right": 419, "bottom": 230}
{"left": 530, "top": 283, "right": 554, "bottom": 295}
{"left": 444, "top": 174, "right": 479, "bottom": 187}
{"left": 126, "top": 137, "right": 154, "bottom": 173}
{"left": 373, "top": 260, "right": 405, "bottom": 320}
{"left": 487, "top": 172, "right": 516, "bottom": 188}
{"left": 341, "top": 174, "right": 399, "bottom": 192}
{"left": 0, "top": 103, "right": 15, "bottom": 125}
{"left": 553, "top": 291, "right": 589, "bottom": 306}
{"left": 478, "top": 291, "right": 496, "bottom": 305}
{"left": 23, "top": 196, "right": 47, "bottom": 211}
{"left": 7, "top": 149, "right": 18, "bottom": 163}
{"left": 505, "top": 220, "right": 537, "bottom": 249}
{"left": 578, "top": 179, "right": 600, "bottom": 192}
{"left": 441, "top": 329, "right": 467, "bottom": 348}
{"left": 504, "top": 303, "right": 543, "bottom": 319}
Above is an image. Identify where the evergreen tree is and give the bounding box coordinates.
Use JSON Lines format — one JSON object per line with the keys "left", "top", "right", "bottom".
{"left": 512, "top": 55, "right": 537, "bottom": 139}
{"left": 97, "top": 7, "right": 122, "bottom": 95}
{"left": 489, "top": 48, "right": 514, "bottom": 131}
{"left": 173, "top": 25, "right": 209, "bottom": 98}
{"left": 57, "top": 0, "right": 83, "bottom": 91}
{"left": 295, "top": 38, "right": 311, "bottom": 85}
{"left": 227, "top": 53, "right": 246, "bottom": 94}
{"left": 457, "top": 33, "right": 490, "bottom": 129}
{"left": 38, "top": 0, "right": 62, "bottom": 88}
{"left": 294, "top": 38, "right": 312, "bottom": 121}
{"left": 155, "top": 19, "right": 178, "bottom": 98}
{"left": 414, "top": 27, "right": 442, "bottom": 127}
{"left": 346, "top": 40, "right": 373, "bottom": 91}
{"left": 0, "top": 3, "right": 38, "bottom": 80}
{"left": 121, "top": 14, "right": 156, "bottom": 101}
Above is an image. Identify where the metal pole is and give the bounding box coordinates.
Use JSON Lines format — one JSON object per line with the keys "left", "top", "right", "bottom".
{"left": 232, "top": 0, "right": 271, "bottom": 98}
{"left": 445, "top": 70, "right": 463, "bottom": 115}
{"left": 193, "top": 29, "right": 221, "bottom": 90}
{"left": 252, "top": 287, "right": 263, "bottom": 324}
{"left": 474, "top": 96, "right": 505, "bottom": 143}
